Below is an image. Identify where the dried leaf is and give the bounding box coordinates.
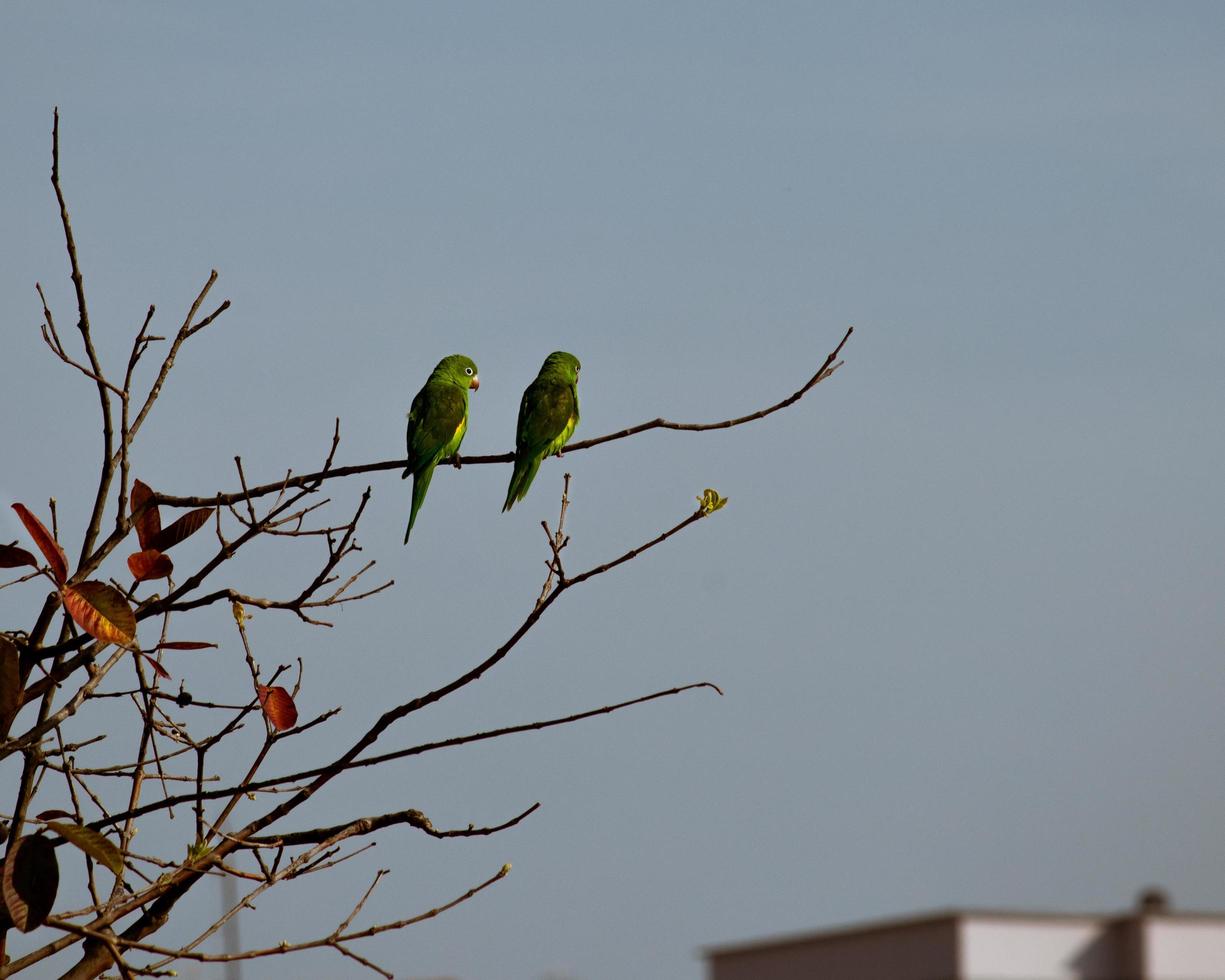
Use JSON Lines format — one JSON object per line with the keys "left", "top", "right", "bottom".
{"left": 61, "top": 582, "right": 136, "bottom": 646}
{"left": 0, "top": 544, "right": 38, "bottom": 571}
{"left": 256, "top": 685, "right": 298, "bottom": 731}
{"left": 34, "top": 810, "right": 73, "bottom": 822}
{"left": 153, "top": 641, "right": 218, "bottom": 651}
{"left": 11, "top": 503, "right": 68, "bottom": 585}
{"left": 150, "top": 507, "right": 213, "bottom": 552}
{"left": 0, "top": 636, "right": 21, "bottom": 737}
{"left": 130, "top": 479, "right": 161, "bottom": 551}
{"left": 44, "top": 822, "right": 124, "bottom": 876}
{"left": 127, "top": 548, "right": 173, "bottom": 581}
{"left": 2, "top": 834, "right": 58, "bottom": 931}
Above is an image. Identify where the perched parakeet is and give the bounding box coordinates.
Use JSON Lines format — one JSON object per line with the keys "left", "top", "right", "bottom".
{"left": 503, "top": 351, "right": 581, "bottom": 512}
{"left": 402, "top": 354, "right": 480, "bottom": 544}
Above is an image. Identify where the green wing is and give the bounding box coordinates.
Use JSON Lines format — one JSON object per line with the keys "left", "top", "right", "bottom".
{"left": 502, "top": 380, "right": 578, "bottom": 511}
{"left": 406, "top": 382, "right": 468, "bottom": 472}
{"left": 403, "top": 382, "right": 469, "bottom": 543}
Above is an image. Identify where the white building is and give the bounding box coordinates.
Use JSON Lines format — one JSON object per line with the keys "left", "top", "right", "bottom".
{"left": 705, "top": 890, "right": 1225, "bottom": 980}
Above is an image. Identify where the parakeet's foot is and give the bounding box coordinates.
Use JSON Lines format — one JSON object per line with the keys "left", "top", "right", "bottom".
{"left": 555, "top": 450, "right": 564, "bottom": 458}
{"left": 451, "top": 453, "right": 462, "bottom": 469}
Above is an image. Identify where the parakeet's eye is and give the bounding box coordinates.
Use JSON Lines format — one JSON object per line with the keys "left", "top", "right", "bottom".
{"left": 464, "top": 367, "right": 474, "bottom": 376}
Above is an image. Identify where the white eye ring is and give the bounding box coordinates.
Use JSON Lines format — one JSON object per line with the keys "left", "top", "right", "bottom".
{"left": 464, "top": 367, "right": 473, "bottom": 375}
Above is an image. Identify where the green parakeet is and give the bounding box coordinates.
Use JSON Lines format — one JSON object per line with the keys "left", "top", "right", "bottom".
{"left": 402, "top": 354, "right": 480, "bottom": 544}
{"left": 503, "top": 351, "right": 581, "bottom": 512}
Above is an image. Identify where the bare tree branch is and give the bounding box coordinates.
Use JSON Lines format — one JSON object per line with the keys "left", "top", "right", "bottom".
{"left": 49, "top": 108, "right": 116, "bottom": 569}
{"left": 247, "top": 801, "right": 541, "bottom": 847}
{"left": 152, "top": 325, "right": 853, "bottom": 508}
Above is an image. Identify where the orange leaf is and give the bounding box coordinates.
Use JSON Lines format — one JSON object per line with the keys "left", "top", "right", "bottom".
{"left": 0, "top": 544, "right": 38, "bottom": 571}
{"left": 127, "top": 548, "right": 173, "bottom": 581}
{"left": 150, "top": 507, "right": 213, "bottom": 552}
{"left": 256, "top": 685, "right": 298, "bottom": 731}
{"left": 61, "top": 582, "right": 136, "bottom": 646}
{"left": 130, "top": 480, "right": 161, "bottom": 551}
{"left": 11, "top": 504, "right": 68, "bottom": 586}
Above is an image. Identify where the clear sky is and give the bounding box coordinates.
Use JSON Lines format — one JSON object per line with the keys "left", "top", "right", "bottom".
{"left": 2, "top": 3, "right": 1224, "bottom": 979}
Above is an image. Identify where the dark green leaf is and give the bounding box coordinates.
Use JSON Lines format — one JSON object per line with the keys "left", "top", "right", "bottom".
{"left": 44, "top": 822, "right": 123, "bottom": 876}
{"left": 0, "top": 636, "right": 21, "bottom": 737}
{"left": 0, "top": 544, "right": 38, "bottom": 571}
{"left": 3, "top": 835, "right": 58, "bottom": 931}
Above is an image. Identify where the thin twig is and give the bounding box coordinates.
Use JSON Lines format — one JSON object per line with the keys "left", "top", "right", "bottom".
{"left": 247, "top": 801, "right": 540, "bottom": 847}
{"left": 44, "top": 864, "right": 510, "bottom": 975}
{"left": 537, "top": 472, "right": 572, "bottom": 606}
{"left": 91, "top": 681, "right": 721, "bottom": 830}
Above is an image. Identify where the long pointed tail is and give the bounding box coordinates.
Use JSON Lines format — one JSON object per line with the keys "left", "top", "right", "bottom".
{"left": 502, "top": 453, "right": 542, "bottom": 512}
{"left": 404, "top": 465, "right": 435, "bottom": 544}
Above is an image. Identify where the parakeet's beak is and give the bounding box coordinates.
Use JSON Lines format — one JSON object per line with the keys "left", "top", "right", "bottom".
{"left": 470, "top": 376, "right": 480, "bottom": 390}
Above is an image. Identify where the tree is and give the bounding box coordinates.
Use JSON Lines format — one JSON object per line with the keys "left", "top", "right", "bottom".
{"left": 0, "top": 112, "right": 852, "bottom": 979}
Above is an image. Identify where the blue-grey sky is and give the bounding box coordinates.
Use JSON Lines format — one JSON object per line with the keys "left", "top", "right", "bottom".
{"left": 3, "top": 4, "right": 1224, "bottom": 979}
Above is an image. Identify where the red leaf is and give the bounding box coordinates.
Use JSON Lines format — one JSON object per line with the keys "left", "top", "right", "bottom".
{"left": 153, "top": 641, "right": 218, "bottom": 651}
{"left": 127, "top": 548, "right": 173, "bottom": 581}
{"left": 0, "top": 544, "right": 38, "bottom": 571}
{"left": 130, "top": 480, "right": 161, "bottom": 551}
{"left": 11, "top": 504, "right": 68, "bottom": 586}
{"left": 34, "top": 810, "right": 73, "bottom": 821}
{"left": 256, "top": 685, "right": 298, "bottom": 731}
{"left": 150, "top": 507, "right": 213, "bottom": 552}
{"left": 139, "top": 651, "right": 171, "bottom": 680}
{"left": 2, "top": 835, "right": 58, "bottom": 932}
{"left": 61, "top": 582, "right": 136, "bottom": 646}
